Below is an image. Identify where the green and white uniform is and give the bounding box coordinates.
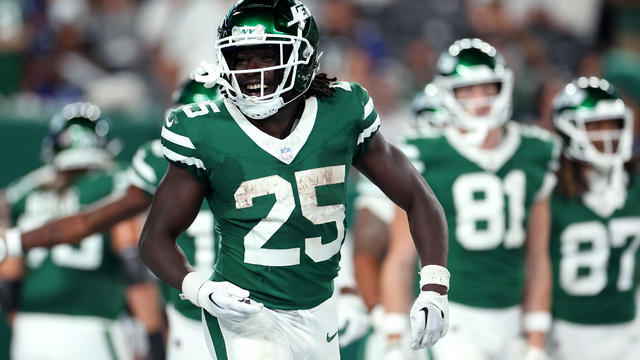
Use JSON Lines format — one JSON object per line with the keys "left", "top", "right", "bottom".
{"left": 548, "top": 170, "right": 640, "bottom": 360}
{"left": 128, "top": 139, "right": 215, "bottom": 360}
{"left": 161, "top": 82, "right": 380, "bottom": 359}
{"left": 400, "top": 123, "right": 559, "bottom": 359}
{"left": 6, "top": 166, "right": 132, "bottom": 360}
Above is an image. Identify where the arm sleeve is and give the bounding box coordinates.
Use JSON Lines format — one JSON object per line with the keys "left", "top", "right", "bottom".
{"left": 351, "top": 83, "right": 381, "bottom": 163}
{"left": 127, "top": 140, "right": 169, "bottom": 197}
{"left": 159, "top": 110, "right": 211, "bottom": 186}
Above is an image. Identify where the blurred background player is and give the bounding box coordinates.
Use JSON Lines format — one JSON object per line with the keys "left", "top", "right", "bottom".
{"left": 548, "top": 77, "right": 640, "bottom": 360}
{"left": 0, "top": 79, "right": 222, "bottom": 360}
{"left": 0, "top": 102, "right": 164, "bottom": 360}
{"left": 380, "top": 38, "right": 560, "bottom": 360}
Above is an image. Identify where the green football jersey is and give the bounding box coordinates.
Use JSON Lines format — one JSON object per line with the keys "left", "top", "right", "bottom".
{"left": 401, "top": 123, "right": 560, "bottom": 308}
{"left": 550, "top": 171, "right": 640, "bottom": 324}
{"left": 160, "top": 82, "right": 380, "bottom": 309}
{"left": 7, "top": 168, "right": 129, "bottom": 319}
{"left": 128, "top": 139, "right": 215, "bottom": 321}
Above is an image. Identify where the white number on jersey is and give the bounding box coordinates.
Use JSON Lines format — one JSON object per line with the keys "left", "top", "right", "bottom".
{"left": 27, "top": 235, "right": 104, "bottom": 270}
{"left": 452, "top": 170, "right": 526, "bottom": 250}
{"left": 234, "top": 165, "right": 346, "bottom": 266}
{"left": 560, "top": 218, "right": 640, "bottom": 296}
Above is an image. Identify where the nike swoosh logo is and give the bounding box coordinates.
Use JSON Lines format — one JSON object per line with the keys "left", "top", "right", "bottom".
{"left": 165, "top": 114, "right": 174, "bottom": 127}
{"left": 326, "top": 331, "right": 338, "bottom": 343}
{"left": 338, "top": 321, "right": 349, "bottom": 336}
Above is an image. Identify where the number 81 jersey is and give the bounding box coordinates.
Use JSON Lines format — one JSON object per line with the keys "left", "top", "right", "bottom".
{"left": 161, "top": 82, "right": 380, "bottom": 310}
{"left": 401, "top": 123, "right": 560, "bottom": 308}
{"left": 550, "top": 171, "right": 640, "bottom": 324}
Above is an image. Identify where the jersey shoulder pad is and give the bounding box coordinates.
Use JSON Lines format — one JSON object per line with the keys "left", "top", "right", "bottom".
{"left": 160, "top": 107, "right": 211, "bottom": 184}
{"left": 128, "top": 139, "right": 167, "bottom": 195}
{"left": 5, "top": 165, "right": 56, "bottom": 206}
{"left": 514, "top": 122, "right": 562, "bottom": 169}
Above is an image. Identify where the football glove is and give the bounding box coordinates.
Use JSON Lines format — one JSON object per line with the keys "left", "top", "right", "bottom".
{"left": 181, "top": 272, "right": 263, "bottom": 321}
{"left": 409, "top": 265, "right": 450, "bottom": 350}
{"left": 336, "top": 293, "right": 370, "bottom": 347}
{"left": 189, "top": 61, "right": 222, "bottom": 89}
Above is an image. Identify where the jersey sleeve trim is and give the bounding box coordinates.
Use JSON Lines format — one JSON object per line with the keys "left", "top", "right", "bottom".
{"left": 127, "top": 168, "right": 156, "bottom": 195}
{"left": 132, "top": 149, "right": 158, "bottom": 184}
{"left": 162, "top": 146, "right": 207, "bottom": 170}
{"left": 357, "top": 115, "right": 380, "bottom": 145}
{"left": 161, "top": 127, "right": 196, "bottom": 149}
{"left": 364, "top": 98, "right": 374, "bottom": 119}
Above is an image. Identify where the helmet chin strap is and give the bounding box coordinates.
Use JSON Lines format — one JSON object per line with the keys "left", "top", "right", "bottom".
{"left": 583, "top": 161, "right": 627, "bottom": 217}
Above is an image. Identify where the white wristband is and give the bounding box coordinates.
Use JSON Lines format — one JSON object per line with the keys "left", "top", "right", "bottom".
{"left": 180, "top": 272, "right": 208, "bottom": 307}
{"left": 6, "top": 228, "right": 22, "bottom": 257}
{"left": 523, "top": 311, "right": 552, "bottom": 333}
{"left": 384, "top": 312, "right": 409, "bottom": 335}
{"left": 418, "top": 265, "right": 450, "bottom": 290}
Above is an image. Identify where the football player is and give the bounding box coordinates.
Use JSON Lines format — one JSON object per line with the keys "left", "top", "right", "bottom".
{"left": 548, "top": 77, "right": 640, "bottom": 360}
{"left": 381, "top": 38, "right": 560, "bottom": 360}
{"left": 0, "top": 103, "right": 164, "bottom": 360}
{"left": 0, "top": 80, "right": 222, "bottom": 360}
{"left": 139, "top": 1, "right": 450, "bottom": 359}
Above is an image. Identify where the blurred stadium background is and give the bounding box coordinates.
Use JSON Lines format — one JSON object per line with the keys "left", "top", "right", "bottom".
{"left": 0, "top": 0, "right": 638, "bottom": 357}
{"left": 0, "top": 0, "right": 639, "bottom": 188}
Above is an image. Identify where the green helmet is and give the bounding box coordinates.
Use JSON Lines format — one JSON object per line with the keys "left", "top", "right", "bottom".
{"left": 433, "top": 38, "right": 513, "bottom": 138}
{"left": 412, "top": 83, "right": 449, "bottom": 129}
{"left": 215, "top": 0, "right": 319, "bottom": 119}
{"left": 42, "top": 102, "right": 113, "bottom": 171}
{"left": 172, "top": 78, "right": 222, "bottom": 106}
{"left": 553, "top": 76, "right": 633, "bottom": 169}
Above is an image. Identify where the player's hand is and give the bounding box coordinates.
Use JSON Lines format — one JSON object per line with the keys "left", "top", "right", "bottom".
{"left": 189, "top": 61, "right": 221, "bottom": 89}
{"left": 336, "top": 293, "right": 370, "bottom": 347}
{"left": 522, "top": 346, "right": 551, "bottom": 360}
{"left": 409, "top": 291, "right": 448, "bottom": 349}
{"left": 0, "top": 228, "right": 22, "bottom": 264}
{"left": 181, "top": 272, "right": 263, "bottom": 321}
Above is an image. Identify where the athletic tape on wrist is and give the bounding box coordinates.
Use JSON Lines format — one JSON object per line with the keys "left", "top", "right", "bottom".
{"left": 180, "top": 272, "right": 208, "bottom": 307}
{"left": 523, "top": 311, "right": 552, "bottom": 333}
{"left": 5, "top": 228, "right": 22, "bottom": 257}
{"left": 418, "top": 265, "right": 450, "bottom": 290}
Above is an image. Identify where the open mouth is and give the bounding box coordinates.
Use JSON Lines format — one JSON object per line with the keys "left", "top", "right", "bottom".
{"left": 243, "top": 83, "right": 271, "bottom": 97}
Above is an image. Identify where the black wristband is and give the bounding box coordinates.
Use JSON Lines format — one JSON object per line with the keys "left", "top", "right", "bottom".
{"left": 147, "top": 330, "right": 166, "bottom": 360}
{"left": 0, "top": 279, "right": 21, "bottom": 313}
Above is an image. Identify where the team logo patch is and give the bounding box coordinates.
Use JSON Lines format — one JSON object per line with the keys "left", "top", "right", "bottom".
{"left": 232, "top": 25, "right": 266, "bottom": 37}
{"left": 280, "top": 146, "right": 293, "bottom": 161}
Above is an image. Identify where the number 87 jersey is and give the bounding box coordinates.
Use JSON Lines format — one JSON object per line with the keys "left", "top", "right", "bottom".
{"left": 160, "top": 82, "right": 380, "bottom": 310}
{"left": 549, "top": 170, "right": 640, "bottom": 325}
{"left": 400, "top": 123, "right": 560, "bottom": 308}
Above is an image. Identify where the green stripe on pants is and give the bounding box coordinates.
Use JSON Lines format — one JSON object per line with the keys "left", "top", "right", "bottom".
{"left": 204, "top": 312, "right": 229, "bottom": 360}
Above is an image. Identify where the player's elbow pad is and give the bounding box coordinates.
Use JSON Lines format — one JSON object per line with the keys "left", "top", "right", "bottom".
{"left": 119, "top": 247, "right": 154, "bottom": 285}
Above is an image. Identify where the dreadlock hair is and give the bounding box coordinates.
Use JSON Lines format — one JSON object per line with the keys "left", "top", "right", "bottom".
{"left": 305, "top": 73, "right": 337, "bottom": 99}
{"left": 557, "top": 154, "right": 589, "bottom": 198}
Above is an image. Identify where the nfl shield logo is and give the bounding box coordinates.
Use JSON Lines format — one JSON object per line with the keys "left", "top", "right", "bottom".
{"left": 280, "top": 146, "right": 293, "bottom": 161}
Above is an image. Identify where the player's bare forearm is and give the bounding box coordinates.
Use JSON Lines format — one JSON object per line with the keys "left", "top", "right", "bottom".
{"left": 381, "top": 208, "right": 418, "bottom": 313}
{"left": 20, "top": 186, "right": 151, "bottom": 250}
{"left": 523, "top": 197, "right": 552, "bottom": 346}
{"left": 139, "top": 164, "right": 205, "bottom": 290}
{"left": 126, "top": 283, "right": 165, "bottom": 333}
{"left": 353, "top": 208, "right": 389, "bottom": 309}
{"left": 354, "top": 133, "right": 448, "bottom": 271}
